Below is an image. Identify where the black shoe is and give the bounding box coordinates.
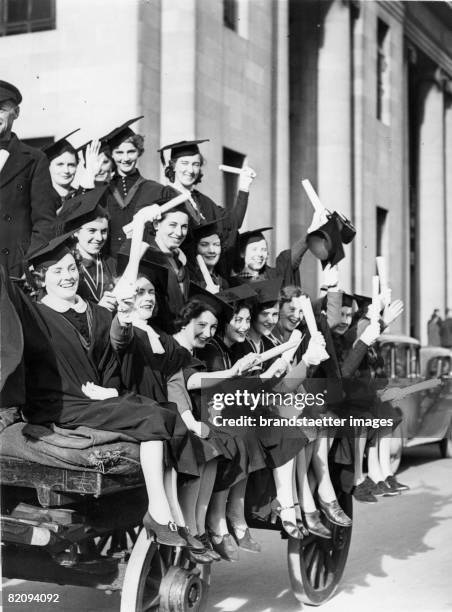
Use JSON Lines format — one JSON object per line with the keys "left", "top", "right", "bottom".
{"left": 208, "top": 531, "right": 239, "bottom": 562}
{"left": 365, "top": 477, "right": 387, "bottom": 497}
{"left": 228, "top": 525, "right": 261, "bottom": 553}
{"left": 178, "top": 526, "right": 205, "bottom": 551}
{"left": 197, "top": 533, "right": 222, "bottom": 562}
{"left": 303, "top": 510, "right": 332, "bottom": 539}
{"left": 318, "top": 499, "right": 353, "bottom": 527}
{"left": 372, "top": 479, "right": 400, "bottom": 497}
{"left": 143, "top": 512, "right": 187, "bottom": 547}
{"left": 386, "top": 475, "right": 410, "bottom": 492}
{"left": 352, "top": 480, "right": 378, "bottom": 503}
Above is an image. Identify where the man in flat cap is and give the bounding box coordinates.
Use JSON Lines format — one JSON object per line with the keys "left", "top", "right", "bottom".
{"left": 0, "top": 80, "right": 57, "bottom": 276}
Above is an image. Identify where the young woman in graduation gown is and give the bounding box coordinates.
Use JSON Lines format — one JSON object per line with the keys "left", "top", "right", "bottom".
{"left": 157, "top": 140, "right": 255, "bottom": 243}
{"left": 4, "top": 234, "right": 189, "bottom": 548}
{"left": 99, "top": 118, "right": 166, "bottom": 259}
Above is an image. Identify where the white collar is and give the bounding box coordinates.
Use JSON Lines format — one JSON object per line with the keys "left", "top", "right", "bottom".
{"left": 41, "top": 294, "right": 88, "bottom": 313}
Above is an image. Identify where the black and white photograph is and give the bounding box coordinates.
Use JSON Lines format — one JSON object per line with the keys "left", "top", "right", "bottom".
{"left": 0, "top": 1, "right": 451, "bottom": 611}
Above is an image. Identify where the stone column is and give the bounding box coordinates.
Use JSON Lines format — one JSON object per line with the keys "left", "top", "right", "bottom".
{"left": 417, "top": 68, "right": 446, "bottom": 344}
{"left": 273, "top": 0, "right": 290, "bottom": 255}
{"left": 160, "top": 0, "right": 197, "bottom": 180}
{"left": 317, "top": 0, "right": 353, "bottom": 290}
{"left": 444, "top": 81, "right": 452, "bottom": 310}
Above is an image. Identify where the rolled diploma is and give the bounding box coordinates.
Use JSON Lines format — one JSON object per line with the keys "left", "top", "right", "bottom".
{"left": 196, "top": 254, "right": 217, "bottom": 293}
{"left": 371, "top": 275, "right": 380, "bottom": 324}
{"left": 219, "top": 164, "right": 242, "bottom": 175}
{"left": 300, "top": 295, "right": 330, "bottom": 361}
{"left": 301, "top": 179, "right": 325, "bottom": 213}
{"left": 282, "top": 330, "right": 303, "bottom": 364}
{"left": 376, "top": 256, "right": 388, "bottom": 290}
{"left": 122, "top": 192, "right": 192, "bottom": 236}
{"left": 259, "top": 339, "right": 301, "bottom": 364}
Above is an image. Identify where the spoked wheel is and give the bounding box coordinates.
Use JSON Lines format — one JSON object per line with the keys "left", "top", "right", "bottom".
{"left": 121, "top": 529, "right": 211, "bottom": 612}
{"left": 287, "top": 493, "right": 353, "bottom": 606}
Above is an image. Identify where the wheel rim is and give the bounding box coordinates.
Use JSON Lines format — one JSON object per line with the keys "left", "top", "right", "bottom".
{"left": 287, "top": 494, "right": 353, "bottom": 606}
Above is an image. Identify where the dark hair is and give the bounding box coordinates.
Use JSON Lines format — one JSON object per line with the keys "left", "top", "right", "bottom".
{"left": 279, "top": 285, "right": 304, "bottom": 305}
{"left": 136, "top": 274, "right": 159, "bottom": 318}
{"left": 251, "top": 299, "right": 280, "bottom": 321}
{"left": 112, "top": 134, "right": 145, "bottom": 157}
{"left": 53, "top": 143, "right": 77, "bottom": 162}
{"left": 233, "top": 233, "right": 268, "bottom": 274}
{"left": 31, "top": 251, "right": 80, "bottom": 295}
{"left": 218, "top": 299, "right": 253, "bottom": 336}
{"left": 164, "top": 154, "right": 205, "bottom": 185}
{"left": 174, "top": 298, "right": 218, "bottom": 332}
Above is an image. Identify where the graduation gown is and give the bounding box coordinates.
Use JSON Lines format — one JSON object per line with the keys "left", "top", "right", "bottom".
{"left": 105, "top": 170, "right": 165, "bottom": 259}
{"left": 2, "top": 277, "right": 176, "bottom": 442}
{"left": 77, "top": 255, "right": 116, "bottom": 304}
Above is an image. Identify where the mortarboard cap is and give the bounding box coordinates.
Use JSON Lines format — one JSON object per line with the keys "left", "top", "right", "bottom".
{"left": 42, "top": 129, "right": 80, "bottom": 162}
{"left": 332, "top": 211, "right": 356, "bottom": 245}
{"left": 100, "top": 116, "right": 143, "bottom": 151}
{"left": 56, "top": 185, "right": 109, "bottom": 234}
{"left": 217, "top": 284, "right": 257, "bottom": 305}
{"left": 116, "top": 243, "right": 169, "bottom": 292}
{"left": 188, "top": 281, "right": 234, "bottom": 321}
{"left": 27, "top": 231, "right": 76, "bottom": 269}
{"left": 157, "top": 139, "right": 209, "bottom": 166}
{"left": 307, "top": 215, "right": 345, "bottom": 269}
{"left": 353, "top": 293, "right": 372, "bottom": 311}
{"left": 188, "top": 216, "right": 227, "bottom": 243}
{"left": 238, "top": 227, "right": 273, "bottom": 250}
{"left": 342, "top": 293, "right": 354, "bottom": 308}
{"left": 0, "top": 80, "right": 22, "bottom": 105}
{"left": 251, "top": 277, "right": 283, "bottom": 305}
{"left": 76, "top": 138, "right": 110, "bottom": 157}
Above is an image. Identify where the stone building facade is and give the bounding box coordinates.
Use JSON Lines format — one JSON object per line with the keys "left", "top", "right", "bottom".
{"left": 2, "top": 0, "right": 451, "bottom": 342}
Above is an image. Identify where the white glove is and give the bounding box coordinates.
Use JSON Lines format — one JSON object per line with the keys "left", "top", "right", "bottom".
{"left": 383, "top": 299, "right": 404, "bottom": 326}
{"left": 359, "top": 321, "right": 381, "bottom": 346}
{"left": 238, "top": 166, "right": 257, "bottom": 192}
{"left": 81, "top": 382, "right": 119, "bottom": 400}
{"left": 302, "top": 333, "right": 329, "bottom": 366}
{"left": 98, "top": 290, "right": 118, "bottom": 313}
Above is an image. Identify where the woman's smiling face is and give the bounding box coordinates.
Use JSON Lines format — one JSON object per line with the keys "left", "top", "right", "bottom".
{"left": 173, "top": 153, "right": 202, "bottom": 188}
{"left": 44, "top": 253, "right": 79, "bottom": 300}
{"left": 184, "top": 310, "right": 218, "bottom": 349}
{"left": 134, "top": 277, "right": 156, "bottom": 321}
{"left": 253, "top": 304, "right": 279, "bottom": 336}
{"left": 225, "top": 307, "right": 251, "bottom": 344}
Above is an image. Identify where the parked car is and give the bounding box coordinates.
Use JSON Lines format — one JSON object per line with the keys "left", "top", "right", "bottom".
{"left": 377, "top": 334, "right": 452, "bottom": 473}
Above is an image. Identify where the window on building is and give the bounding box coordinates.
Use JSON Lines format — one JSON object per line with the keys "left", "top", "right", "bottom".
{"left": 223, "top": 0, "right": 248, "bottom": 38}
{"left": 0, "top": 0, "right": 55, "bottom": 36}
{"left": 376, "top": 18, "right": 390, "bottom": 124}
{"left": 223, "top": 147, "right": 245, "bottom": 209}
{"left": 376, "top": 206, "right": 388, "bottom": 258}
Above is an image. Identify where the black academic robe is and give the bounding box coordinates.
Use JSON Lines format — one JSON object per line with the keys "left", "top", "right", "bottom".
{"left": 77, "top": 255, "right": 116, "bottom": 304}
{"left": 105, "top": 171, "right": 165, "bottom": 259}
{"left": 0, "top": 134, "right": 58, "bottom": 275}
{"left": 2, "top": 276, "right": 176, "bottom": 442}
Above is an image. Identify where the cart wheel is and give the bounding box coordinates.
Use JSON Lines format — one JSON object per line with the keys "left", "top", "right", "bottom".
{"left": 121, "top": 529, "right": 211, "bottom": 612}
{"left": 287, "top": 493, "right": 352, "bottom": 606}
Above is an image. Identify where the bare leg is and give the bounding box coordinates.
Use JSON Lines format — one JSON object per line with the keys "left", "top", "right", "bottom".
{"left": 367, "top": 442, "right": 385, "bottom": 483}
{"left": 378, "top": 435, "right": 392, "bottom": 480}
{"left": 296, "top": 445, "right": 317, "bottom": 513}
{"left": 226, "top": 478, "right": 248, "bottom": 535}
{"left": 164, "top": 468, "right": 185, "bottom": 525}
{"left": 354, "top": 431, "right": 367, "bottom": 486}
{"left": 196, "top": 459, "right": 218, "bottom": 535}
{"left": 311, "top": 437, "right": 336, "bottom": 503}
{"left": 207, "top": 489, "right": 230, "bottom": 536}
{"left": 141, "top": 441, "right": 174, "bottom": 524}
{"left": 178, "top": 474, "right": 201, "bottom": 534}
{"left": 273, "top": 458, "right": 297, "bottom": 526}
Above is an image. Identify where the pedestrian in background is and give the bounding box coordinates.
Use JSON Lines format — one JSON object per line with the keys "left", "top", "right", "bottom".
{"left": 440, "top": 308, "right": 452, "bottom": 348}
{"left": 427, "top": 309, "right": 442, "bottom": 346}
